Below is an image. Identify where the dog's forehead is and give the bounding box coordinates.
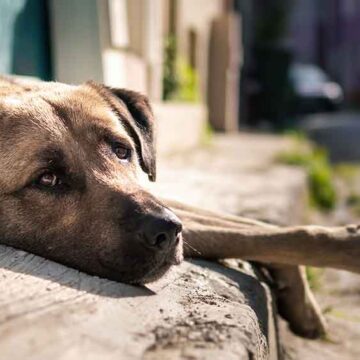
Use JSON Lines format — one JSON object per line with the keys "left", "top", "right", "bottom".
{"left": 0, "top": 84, "right": 134, "bottom": 192}
{"left": 0, "top": 84, "right": 130, "bottom": 140}
{"left": 42, "top": 85, "right": 129, "bottom": 134}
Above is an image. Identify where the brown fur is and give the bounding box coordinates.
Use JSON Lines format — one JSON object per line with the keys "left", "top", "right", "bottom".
{"left": 0, "top": 76, "right": 182, "bottom": 284}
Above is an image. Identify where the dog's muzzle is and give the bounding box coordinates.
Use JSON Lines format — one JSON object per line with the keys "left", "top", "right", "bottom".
{"left": 137, "top": 208, "right": 182, "bottom": 252}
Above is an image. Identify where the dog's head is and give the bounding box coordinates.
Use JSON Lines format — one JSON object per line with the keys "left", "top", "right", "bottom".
{"left": 0, "top": 80, "right": 183, "bottom": 284}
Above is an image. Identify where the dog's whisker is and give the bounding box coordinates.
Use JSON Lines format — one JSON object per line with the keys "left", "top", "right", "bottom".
{"left": 183, "top": 240, "right": 202, "bottom": 256}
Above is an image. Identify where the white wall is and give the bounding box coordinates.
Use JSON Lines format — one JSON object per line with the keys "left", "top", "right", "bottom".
{"left": 50, "top": 0, "right": 163, "bottom": 99}
{"left": 49, "top": 0, "right": 103, "bottom": 84}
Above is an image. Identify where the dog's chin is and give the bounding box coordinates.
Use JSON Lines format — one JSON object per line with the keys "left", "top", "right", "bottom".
{"left": 99, "top": 237, "right": 184, "bottom": 285}
{"left": 135, "top": 241, "right": 184, "bottom": 284}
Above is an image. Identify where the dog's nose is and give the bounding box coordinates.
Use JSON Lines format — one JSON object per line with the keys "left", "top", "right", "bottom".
{"left": 141, "top": 209, "right": 182, "bottom": 250}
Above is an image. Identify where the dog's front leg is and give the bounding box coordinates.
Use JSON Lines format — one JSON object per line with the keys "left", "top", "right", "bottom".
{"left": 163, "top": 199, "right": 360, "bottom": 338}
{"left": 263, "top": 263, "right": 327, "bottom": 339}
{"left": 165, "top": 199, "right": 360, "bottom": 273}
{"left": 181, "top": 222, "right": 360, "bottom": 273}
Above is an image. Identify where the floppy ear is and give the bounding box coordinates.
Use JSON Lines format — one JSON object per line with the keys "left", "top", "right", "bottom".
{"left": 88, "top": 83, "right": 156, "bottom": 181}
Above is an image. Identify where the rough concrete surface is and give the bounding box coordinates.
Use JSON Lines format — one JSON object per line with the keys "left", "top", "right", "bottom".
{"left": 0, "top": 247, "right": 273, "bottom": 360}
{"left": 0, "top": 134, "right": 307, "bottom": 359}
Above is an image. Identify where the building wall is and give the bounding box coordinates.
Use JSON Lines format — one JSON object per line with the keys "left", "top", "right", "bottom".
{"left": 50, "top": 0, "right": 163, "bottom": 100}
{"left": 50, "top": 0, "right": 103, "bottom": 84}
{"left": 50, "top": 0, "right": 227, "bottom": 104}
{"left": 176, "top": 0, "right": 223, "bottom": 102}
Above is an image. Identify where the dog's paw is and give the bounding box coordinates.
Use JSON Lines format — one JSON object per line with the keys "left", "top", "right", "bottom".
{"left": 286, "top": 296, "right": 327, "bottom": 339}
{"left": 346, "top": 224, "right": 360, "bottom": 234}
{"left": 269, "top": 265, "right": 328, "bottom": 339}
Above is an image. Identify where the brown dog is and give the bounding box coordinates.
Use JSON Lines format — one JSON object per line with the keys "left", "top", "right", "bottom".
{"left": 0, "top": 76, "right": 183, "bottom": 285}
{"left": 1, "top": 76, "right": 359, "bottom": 339}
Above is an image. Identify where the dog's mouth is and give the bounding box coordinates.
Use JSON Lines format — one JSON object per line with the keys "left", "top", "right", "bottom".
{"left": 98, "top": 235, "right": 184, "bottom": 284}
{"left": 165, "top": 234, "right": 184, "bottom": 265}
{"left": 133, "top": 236, "right": 184, "bottom": 284}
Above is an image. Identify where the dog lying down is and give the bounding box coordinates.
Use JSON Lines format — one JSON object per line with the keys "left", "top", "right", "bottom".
{"left": 0, "top": 75, "right": 359, "bottom": 340}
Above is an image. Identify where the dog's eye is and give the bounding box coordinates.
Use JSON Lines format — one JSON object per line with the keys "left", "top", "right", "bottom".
{"left": 36, "top": 172, "right": 62, "bottom": 188}
{"left": 113, "top": 144, "right": 131, "bottom": 161}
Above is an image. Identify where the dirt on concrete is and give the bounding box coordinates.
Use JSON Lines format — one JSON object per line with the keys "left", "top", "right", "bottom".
{"left": 144, "top": 261, "right": 273, "bottom": 360}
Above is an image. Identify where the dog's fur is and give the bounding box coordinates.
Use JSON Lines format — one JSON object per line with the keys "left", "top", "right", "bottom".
{"left": 1, "top": 76, "right": 360, "bottom": 339}
{"left": 0, "top": 76, "right": 182, "bottom": 284}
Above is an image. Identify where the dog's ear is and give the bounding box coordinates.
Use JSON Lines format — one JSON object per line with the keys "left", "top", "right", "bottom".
{"left": 89, "top": 83, "right": 156, "bottom": 181}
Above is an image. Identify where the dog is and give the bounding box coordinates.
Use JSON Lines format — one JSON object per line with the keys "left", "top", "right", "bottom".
{"left": 1, "top": 75, "right": 359, "bottom": 339}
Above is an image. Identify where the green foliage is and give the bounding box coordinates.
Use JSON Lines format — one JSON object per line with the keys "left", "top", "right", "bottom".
{"left": 176, "top": 60, "right": 200, "bottom": 102}
{"left": 333, "top": 164, "right": 359, "bottom": 182}
{"left": 324, "top": 307, "right": 360, "bottom": 323}
{"left": 346, "top": 193, "right": 360, "bottom": 216}
{"left": 200, "top": 122, "right": 214, "bottom": 147}
{"left": 162, "top": 36, "right": 200, "bottom": 102}
{"left": 334, "top": 164, "right": 360, "bottom": 216}
{"left": 163, "top": 35, "right": 179, "bottom": 101}
{"left": 308, "top": 150, "right": 337, "bottom": 210}
{"left": 277, "top": 139, "right": 337, "bottom": 211}
{"left": 347, "top": 193, "right": 360, "bottom": 206}
{"left": 305, "top": 267, "right": 324, "bottom": 291}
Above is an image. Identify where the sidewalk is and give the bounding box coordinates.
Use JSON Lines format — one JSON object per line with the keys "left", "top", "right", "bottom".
{"left": 151, "top": 133, "right": 307, "bottom": 226}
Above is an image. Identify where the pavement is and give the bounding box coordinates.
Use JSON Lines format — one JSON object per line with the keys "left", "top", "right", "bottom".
{"left": 300, "top": 112, "right": 360, "bottom": 162}
{"left": 0, "top": 133, "right": 309, "bottom": 360}
{"left": 150, "top": 133, "right": 307, "bottom": 226}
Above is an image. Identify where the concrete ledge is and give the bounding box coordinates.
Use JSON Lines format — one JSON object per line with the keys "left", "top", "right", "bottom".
{"left": 0, "top": 246, "right": 275, "bottom": 360}
{"left": 153, "top": 102, "right": 207, "bottom": 156}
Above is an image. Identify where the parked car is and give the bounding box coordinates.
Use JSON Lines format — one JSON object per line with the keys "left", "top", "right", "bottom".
{"left": 289, "top": 63, "right": 344, "bottom": 114}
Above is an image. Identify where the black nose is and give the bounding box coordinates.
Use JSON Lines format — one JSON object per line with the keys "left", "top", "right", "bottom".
{"left": 141, "top": 209, "right": 182, "bottom": 250}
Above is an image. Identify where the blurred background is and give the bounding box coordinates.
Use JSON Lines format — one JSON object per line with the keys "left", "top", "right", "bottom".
{"left": 0, "top": 0, "right": 360, "bottom": 146}
{"left": 1, "top": 1, "right": 360, "bottom": 359}
{"left": 1, "top": 0, "right": 360, "bottom": 139}
{"left": 2, "top": 0, "right": 360, "bottom": 159}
